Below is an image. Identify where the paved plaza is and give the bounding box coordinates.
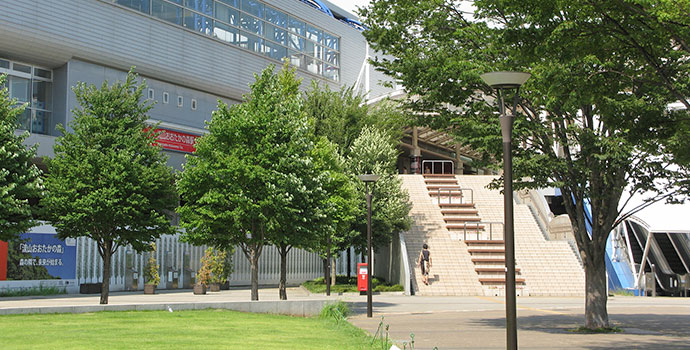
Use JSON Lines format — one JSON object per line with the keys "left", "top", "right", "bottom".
{"left": 1, "top": 288, "right": 688, "bottom": 349}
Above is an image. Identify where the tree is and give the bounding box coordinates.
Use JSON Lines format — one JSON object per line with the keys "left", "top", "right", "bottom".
{"left": 359, "top": 0, "right": 690, "bottom": 329}
{"left": 42, "top": 71, "right": 177, "bottom": 304}
{"left": 347, "top": 126, "right": 411, "bottom": 254}
{"left": 304, "top": 82, "right": 411, "bottom": 281}
{"left": 307, "top": 138, "right": 359, "bottom": 288}
{"left": 178, "top": 64, "right": 313, "bottom": 301}
{"left": 0, "top": 74, "right": 43, "bottom": 242}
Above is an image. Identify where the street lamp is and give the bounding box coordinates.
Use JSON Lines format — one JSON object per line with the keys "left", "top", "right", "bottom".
{"left": 357, "top": 174, "right": 380, "bottom": 318}
{"left": 480, "top": 71, "right": 530, "bottom": 350}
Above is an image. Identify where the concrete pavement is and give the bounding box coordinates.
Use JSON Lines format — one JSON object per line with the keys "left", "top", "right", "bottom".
{"left": 1, "top": 289, "right": 689, "bottom": 349}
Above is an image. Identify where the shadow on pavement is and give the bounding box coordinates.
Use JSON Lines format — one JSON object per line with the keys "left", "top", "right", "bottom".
{"left": 476, "top": 313, "right": 690, "bottom": 336}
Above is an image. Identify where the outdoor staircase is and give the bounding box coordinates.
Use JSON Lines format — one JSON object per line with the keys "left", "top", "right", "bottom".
{"left": 399, "top": 174, "right": 585, "bottom": 297}
{"left": 425, "top": 174, "right": 526, "bottom": 296}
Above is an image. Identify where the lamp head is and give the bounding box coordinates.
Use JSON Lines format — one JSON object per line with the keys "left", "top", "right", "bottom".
{"left": 480, "top": 71, "right": 530, "bottom": 89}
{"left": 357, "top": 174, "right": 381, "bottom": 183}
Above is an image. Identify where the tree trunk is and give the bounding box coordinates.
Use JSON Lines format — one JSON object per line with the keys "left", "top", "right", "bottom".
{"left": 278, "top": 245, "right": 289, "bottom": 300}
{"left": 331, "top": 257, "right": 336, "bottom": 286}
{"left": 99, "top": 241, "right": 113, "bottom": 305}
{"left": 323, "top": 257, "right": 330, "bottom": 296}
{"left": 585, "top": 245, "right": 609, "bottom": 329}
{"left": 250, "top": 246, "right": 260, "bottom": 301}
{"left": 347, "top": 248, "right": 351, "bottom": 280}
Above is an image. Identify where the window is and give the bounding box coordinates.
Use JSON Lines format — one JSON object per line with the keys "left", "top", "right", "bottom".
{"left": 116, "top": 0, "right": 150, "bottom": 13}
{"left": 265, "top": 24, "right": 286, "bottom": 45}
{"left": 177, "top": 96, "right": 184, "bottom": 107}
{"left": 185, "top": 0, "right": 213, "bottom": 16}
{"left": 214, "top": 22, "right": 239, "bottom": 44}
{"left": 1, "top": 58, "right": 53, "bottom": 134}
{"left": 306, "top": 25, "right": 322, "bottom": 44}
{"left": 241, "top": 0, "right": 263, "bottom": 18}
{"left": 148, "top": 88, "right": 155, "bottom": 100}
{"left": 264, "top": 41, "right": 287, "bottom": 60}
{"left": 163, "top": 92, "right": 170, "bottom": 104}
{"left": 217, "top": 0, "right": 238, "bottom": 7}
{"left": 191, "top": 99, "right": 197, "bottom": 110}
{"left": 152, "top": 0, "right": 183, "bottom": 25}
{"left": 288, "top": 17, "right": 305, "bottom": 36}
{"left": 184, "top": 9, "right": 213, "bottom": 35}
{"left": 265, "top": 6, "right": 287, "bottom": 28}
{"left": 324, "top": 33, "right": 339, "bottom": 51}
{"left": 289, "top": 33, "right": 304, "bottom": 51}
{"left": 215, "top": 2, "right": 238, "bottom": 25}
{"left": 240, "top": 12, "right": 262, "bottom": 35}
{"left": 239, "top": 31, "right": 262, "bottom": 52}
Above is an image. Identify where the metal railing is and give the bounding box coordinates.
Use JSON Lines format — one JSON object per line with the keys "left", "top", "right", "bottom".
{"left": 460, "top": 221, "right": 504, "bottom": 241}
{"left": 422, "top": 160, "right": 454, "bottom": 174}
{"left": 436, "top": 187, "right": 474, "bottom": 205}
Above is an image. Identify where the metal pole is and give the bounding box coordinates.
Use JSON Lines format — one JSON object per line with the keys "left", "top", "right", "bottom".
{"left": 366, "top": 190, "right": 373, "bottom": 318}
{"left": 499, "top": 88, "right": 518, "bottom": 350}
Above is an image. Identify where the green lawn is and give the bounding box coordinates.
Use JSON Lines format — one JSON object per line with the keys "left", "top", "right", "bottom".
{"left": 0, "top": 309, "right": 380, "bottom": 349}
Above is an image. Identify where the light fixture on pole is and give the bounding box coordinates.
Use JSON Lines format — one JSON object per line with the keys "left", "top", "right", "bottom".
{"left": 480, "top": 71, "right": 530, "bottom": 350}
{"left": 357, "top": 174, "right": 380, "bottom": 318}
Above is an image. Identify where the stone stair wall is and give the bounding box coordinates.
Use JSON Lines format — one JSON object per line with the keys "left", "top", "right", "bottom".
{"left": 456, "top": 176, "right": 585, "bottom": 296}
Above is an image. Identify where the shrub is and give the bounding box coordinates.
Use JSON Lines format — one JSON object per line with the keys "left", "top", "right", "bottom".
{"left": 320, "top": 301, "right": 349, "bottom": 322}
{"left": 144, "top": 243, "right": 160, "bottom": 286}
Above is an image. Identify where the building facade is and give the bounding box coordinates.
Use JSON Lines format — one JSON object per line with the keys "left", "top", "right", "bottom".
{"left": 0, "top": 0, "right": 395, "bottom": 291}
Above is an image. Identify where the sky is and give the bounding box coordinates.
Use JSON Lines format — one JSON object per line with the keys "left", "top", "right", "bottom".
{"left": 324, "top": 0, "right": 689, "bottom": 232}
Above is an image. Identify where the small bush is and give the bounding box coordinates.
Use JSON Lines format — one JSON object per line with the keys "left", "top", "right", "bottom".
{"left": 320, "top": 301, "right": 349, "bottom": 322}
{"left": 0, "top": 286, "right": 67, "bottom": 297}
{"left": 302, "top": 275, "right": 403, "bottom": 294}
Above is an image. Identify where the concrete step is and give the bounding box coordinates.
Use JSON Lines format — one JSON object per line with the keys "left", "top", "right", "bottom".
{"left": 471, "top": 257, "right": 505, "bottom": 263}
{"left": 468, "top": 248, "right": 505, "bottom": 254}
{"left": 444, "top": 217, "right": 482, "bottom": 223}
{"left": 441, "top": 209, "right": 479, "bottom": 215}
{"left": 479, "top": 277, "right": 526, "bottom": 284}
{"left": 426, "top": 185, "right": 462, "bottom": 191}
{"left": 424, "top": 179, "right": 458, "bottom": 184}
{"left": 475, "top": 267, "right": 521, "bottom": 273}
{"left": 465, "top": 240, "right": 505, "bottom": 245}
{"left": 447, "top": 224, "right": 485, "bottom": 230}
{"left": 423, "top": 174, "right": 456, "bottom": 178}
{"left": 438, "top": 203, "right": 475, "bottom": 208}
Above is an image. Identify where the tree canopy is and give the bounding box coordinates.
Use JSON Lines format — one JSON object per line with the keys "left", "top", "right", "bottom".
{"left": 178, "top": 64, "right": 315, "bottom": 301}
{"left": 43, "top": 71, "right": 177, "bottom": 304}
{"left": 360, "top": 0, "right": 689, "bottom": 329}
{"left": 0, "top": 75, "right": 43, "bottom": 242}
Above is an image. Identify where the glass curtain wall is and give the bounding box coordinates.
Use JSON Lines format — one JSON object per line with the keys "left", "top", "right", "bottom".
{"left": 113, "top": 0, "right": 340, "bottom": 81}
{"left": 0, "top": 58, "right": 53, "bottom": 135}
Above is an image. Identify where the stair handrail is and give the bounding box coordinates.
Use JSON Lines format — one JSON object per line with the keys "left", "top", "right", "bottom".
{"left": 462, "top": 221, "right": 504, "bottom": 241}
{"left": 436, "top": 187, "right": 473, "bottom": 205}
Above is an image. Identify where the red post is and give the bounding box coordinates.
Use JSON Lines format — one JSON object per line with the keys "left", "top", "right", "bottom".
{"left": 0, "top": 241, "right": 8, "bottom": 280}
{"left": 357, "top": 263, "right": 368, "bottom": 292}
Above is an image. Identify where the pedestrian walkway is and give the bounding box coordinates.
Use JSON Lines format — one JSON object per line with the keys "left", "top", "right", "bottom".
{"left": 1, "top": 289, "right": 689, "bottom": 349}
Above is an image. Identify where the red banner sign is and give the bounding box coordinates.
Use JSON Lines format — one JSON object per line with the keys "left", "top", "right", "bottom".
{"left": 153, "top": 128, "right": 199, "bottom": 153}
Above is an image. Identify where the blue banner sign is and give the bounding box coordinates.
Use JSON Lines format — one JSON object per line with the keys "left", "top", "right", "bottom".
{"left": 6, "top": 232, "right": 77, "bottom": 280}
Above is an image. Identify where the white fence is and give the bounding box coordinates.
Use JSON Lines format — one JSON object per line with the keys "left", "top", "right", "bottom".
{"left": 76, "top": 233, "right": 358, "bottom": 291}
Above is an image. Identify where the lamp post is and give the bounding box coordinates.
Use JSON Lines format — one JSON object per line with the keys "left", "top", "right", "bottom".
{"left": 357, "top": 174, "right": 380, "bottom": 318}
{"left": 480, "top": 71, "right": 530, "bottom": 350}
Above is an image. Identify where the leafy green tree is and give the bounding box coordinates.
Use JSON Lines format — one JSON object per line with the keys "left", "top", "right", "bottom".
{"left": 347, "top": 126, "right": 411, "bottom": 253}
{"left": 42, "top": 71, "right": 177, "bottom": 304}
{"left": 178, "top": 64, "right": 313, "bottom": 301}
{"left": 359, "top": 0, "right": 690, "bottom": 329}
{"left": 0, "top": 75, "right": 43, "bottom": 241}
{"left": 304, "top": 82, "right": 410, "bottom": 158}
{"left": 307, "top": 138, "right": 359, "bottom": 287}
